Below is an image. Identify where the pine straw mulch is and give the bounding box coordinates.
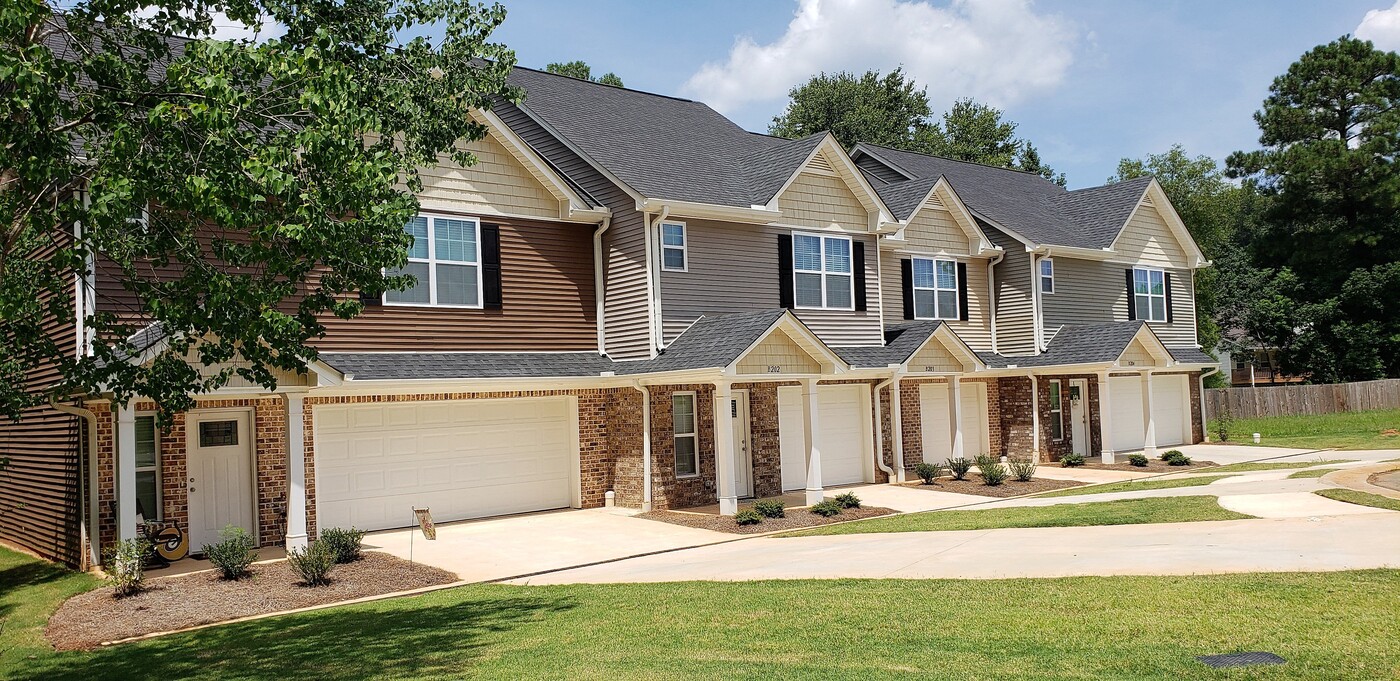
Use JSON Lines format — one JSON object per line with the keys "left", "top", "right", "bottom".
{"left": 900, "top": 476, "right": 1086, "bottom": 498}
{"left": 638, "top": 506, "right": 896, "bottom": 534}
{"left": 46, "top": 551, "right": 458, "bottom": 650}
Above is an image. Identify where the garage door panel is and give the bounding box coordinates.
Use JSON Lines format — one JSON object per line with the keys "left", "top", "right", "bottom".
{"left": 1110, "top": 375, "right": 1188, "bottom": 450}
{"left": 919, "top": 383, "right": 989, "bottom": 463}
{"left": 778, "top": 385, "right": 869, "bottom": 489}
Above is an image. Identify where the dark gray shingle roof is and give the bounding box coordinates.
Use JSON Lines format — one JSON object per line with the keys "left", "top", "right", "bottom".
{"left": 1168, "top": 346, "right": 1217, "bottom": 365}
{"left": 615, "top": 309, "right": 790, "bottom": 375}
{"left": 837, "top": 321, "right": 945, "bottom": 368}
{"left": 978, "top": 321, "right": 1149, "bottom": 368}
{"left": 317, "top": 352, "right": 614, "bottom": 380}
{"left": 872, "top": 175, "right": 941, "bottom": 221}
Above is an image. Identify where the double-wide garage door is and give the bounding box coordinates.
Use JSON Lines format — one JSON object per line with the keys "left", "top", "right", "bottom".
{"left": 315, "top": 398, "right": 577, "bottom": 532}
{"left": 777, "top": 385, "right": 870, "bottom": 490}
{"left": 1109, "top": 375, "right": 1189, "bottom": 451}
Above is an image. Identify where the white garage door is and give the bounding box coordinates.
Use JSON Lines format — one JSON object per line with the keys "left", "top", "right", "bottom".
{"left": 778, "top": 385, "right": 870, "bottom": 489}
{"left": 315, "top": 397, "right": 576, "bottom": 532}
{"left": 1110, "top": 375, "right": 1189, "bottom": 451}
{"left": 919, "top": 382, "right": 990, "bottom": 463}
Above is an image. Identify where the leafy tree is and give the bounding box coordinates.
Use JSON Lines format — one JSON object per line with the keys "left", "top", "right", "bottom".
{"left": 769, "top": 68, "right": 935, "bottom": 149}
{"left": 545, "top": 60, "right": 623, "bottom": 87}
{"left": 1017, "top": 142, "right": 1065, "bottom": 186}
{"left": 2, "top": 0, "right": 519, "bottom": 419}
{"left": 923, "top": 99, "right": 1019, "bottom": 168}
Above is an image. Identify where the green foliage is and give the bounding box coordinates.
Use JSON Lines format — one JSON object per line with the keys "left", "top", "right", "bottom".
{"left": 204, "top": 525, "right": 257, "bottom": 580}
{"left": 545, "top": 60, "right": 623, "bottom": 87}
{"left": 834, "top": 492, "right": 861, "bottom": 509}
{"left": 979, "top": 463, "right": 1008, "bottom": 486}
{"left": 1060, "top": 452, "right": 1085, "bottom": 467}
{"left": 947, "top": 457, "right": 973, "bottom": 480}
{"left": 914, "top": 461, "right": 943, "bottom": 484}
{"left": 317, "top": 527, "right": 366, "bottom": 564}
{"left": 1128, "top": 454, "right": 1149, "bottom": 467}
{"left": 1213, "top": 401, "right": 1236, "bottom": 442}
{"left": 734, "top": 509, "right": 763, "bottom": 526}
{"left": 1158, "top": 450, "right": 1177, "bottom": 461}
{"left": 1, "top": 0, "right": 519, "bottom": 420}
{"left": 286, "top": 541, "right": 336, "bottom": 586}
{"left": 105, "top": 538, "right": 151, "bottom": 598}
{"left": 1007, "top": 456, "right": 1037, "bottom": 482}
{"left": 752, "top": 499, "right": 786, "bottom": 519}
{"left": 808, "top": 500, "right": 843, "bottom": 517}
{"left": 1165, "top": 452, "right": 1192, "bottom": 466}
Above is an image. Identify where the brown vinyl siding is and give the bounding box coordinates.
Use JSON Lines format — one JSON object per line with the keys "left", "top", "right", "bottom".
{"left": 1041, "top": 258, "right": 1198, "bottom": 348}
{"left": 983, "top": 223, "right": 1036, "bottom": 356}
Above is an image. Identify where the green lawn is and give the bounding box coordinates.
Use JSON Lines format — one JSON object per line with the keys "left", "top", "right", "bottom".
{"left": 3, "top": 546, "right": 1397, "bottom": 680}
{"left": 1036, "top": 474, "right": 1237, "bottom": 498}
{"left": 784, "top": 496, "right": 1252, "bottom": 536}
{"left": 1314, "top": 488, "right": 1400, "bottom": 512}
{"left": 1200, "top": 459, "right": 1350, "bottom": 474}
{"left": 1286, "top": 467, "right": 1344, "bottom": 479}
{"left": 1211, "top": 408, "right": 1400, "bottom": 450}
{"left": 0, "top": 547, "right": 102, "bottom": 675}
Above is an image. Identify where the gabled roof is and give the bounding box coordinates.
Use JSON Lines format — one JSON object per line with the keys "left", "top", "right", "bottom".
{"left": 616, "top": 309, "right": 844, "bottom": 376}
{"left": 979, "top": 321, "right": 1173, "bottom": 369}
{"left": 837, "top": 321, "right": 984, "bottom": 372}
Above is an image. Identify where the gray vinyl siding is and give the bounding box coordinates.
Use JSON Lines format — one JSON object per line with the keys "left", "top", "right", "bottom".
{"left": 879, "top": 251, "right": 993, "bottom": 351}
{"left": 982, "top": 223, "right": 1036, "bottom": 356}
{"left": 1041, "top": 258, "right": 1197, "bottom": 347}
{"left": 659, "top": 219, "right": 883, "bottom": 347}
{"left": 853, "top": 153, "right": 909, "bottom": 185}
{"left": 495, "top": 103, "right": 652, "bottom": 359}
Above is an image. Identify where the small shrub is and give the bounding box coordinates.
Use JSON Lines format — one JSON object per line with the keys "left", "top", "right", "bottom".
{"left": 1158, "top": 449, "right": 1176, "bottom": 461}
{"left": 752, "top": 499, "right": 786, "bottom": 519}
{"left": 286, "top": 541, "right": 336, "bottom": 586}
{"left": 105, "top": 538, "right": 151, "bottom": 598}
{"left": 1213, "top": 401, "right": 1235, "bottom": 442}
{"left": 980, "top": 462, "right": 1008, "bottom": 486}
{"left": 1128, "top": 453, "right": 1149, "bottom": 467}
{"left": 735, "top": 509, "right": 763, "bottom": 525}
{"left": 204, "top": 525, "right": 257, "bottom": 580}
{"left": 1165, "top": 451, "right": 1192, "bottom": 466}
{"left": 1007, "top": 456, "right": 1037, "bottom": 482}
{"left": 318, "top": 527, "right": 367, "bottom": 564}
{"left": 947, "top": 457, "right": 973, "bottom": 480}
{"left": 834, "top": 492, "right": 861, "bottom": 509}
{"left": 914, "top": 461, "right": 943, "bottom": 484}
{"left": 809, "top": 500, "right": 843, "bottom": 517}
{"left": 1061, "top": 452, "right": 1085, "bottom": 467}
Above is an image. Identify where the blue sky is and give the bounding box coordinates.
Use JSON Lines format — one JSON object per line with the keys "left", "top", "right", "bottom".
{"left": 487, "top": 0, "right": 1398, "bottom": 188}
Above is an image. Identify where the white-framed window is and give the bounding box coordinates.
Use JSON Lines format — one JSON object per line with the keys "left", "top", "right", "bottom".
{"left": 672, "top": 392, "right": 698, "bottom": 477}
{"left": 1040, "top": 258, "right": 1054, "bottom": 294}
{"left": 793, "top": 232, "right": 854, "bottom": 310}
{"left": 1048, "top": 380, "right": 1064, "bottom": 441}
{"left": 1133, "top": 266, "right": 1167, "bottom": 322}
{"left": 135, "top": 414, "right": 161, "bottom": 522}
{"left": 385, "top": 214, "right": 483, "bottom": 308}
{"left": 911, "top": 257, "right": 959, "bottom": 320}
{"left": 660, "top": 221, "right": 687, "bottom": 272}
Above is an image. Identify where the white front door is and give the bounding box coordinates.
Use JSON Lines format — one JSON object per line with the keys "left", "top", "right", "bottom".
{"left": 187, "top": 410, "right": 256, "bottom": 553}
{"left": 1069, "top": 379, "right": 1089, "bottom": 457}
{"left": 919, "top": 382, "right": 990, "bottom": 463}
{"left": 730, "top": 390, "right": 754, "bottom": 498}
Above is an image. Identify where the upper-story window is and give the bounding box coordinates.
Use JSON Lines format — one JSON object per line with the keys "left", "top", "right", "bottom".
{"left": 385, "top": 214, "right": 482, "bottom": 308}
{"left": 1039, "top": 258, "right": 1054, "bottom": 294}
{"left": 1133, "top": 266, "right": 1167, "bottom": 322}
{"left": 661, "top": 221, "right": 687, "bottom": 272}
{"left": 793, "top": 233, "right": 853, "bottom": 310}
{"left": 912, "top": 257, "right": 959, "bottom": 320}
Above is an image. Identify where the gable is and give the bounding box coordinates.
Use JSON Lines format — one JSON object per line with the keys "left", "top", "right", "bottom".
{"left": 777, "top": 171, "right": 870, "bottom": 231}
{"left": 1113, "top": 197, "right": 1191, "bottom": 269}
{"left": 735, "top": 328, "right": 823, "bottom": 375}
{"left": 908, "top": 334, "right": 976, "bottom": 373}
{"left": 903, "top": 199, "right": 972, "bottom": 255}
{"left": 1116, "top": 335, "right": 1171, "bottom": 368}
{"left": 416, "top": 131, "right": 564, "bottom": 221}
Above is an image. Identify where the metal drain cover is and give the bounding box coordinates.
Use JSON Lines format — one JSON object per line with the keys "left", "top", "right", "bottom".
{"left": 1196, "top": 652, "right": 1287, "bottom": 668}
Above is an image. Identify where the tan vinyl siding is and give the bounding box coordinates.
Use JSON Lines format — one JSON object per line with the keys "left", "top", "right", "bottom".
{"left": 904, "top": 202, "right": 972, "bottom": 254}
{"left": 1114, "top": 202, "right": 1191, "bottom": 269}
{"left": 415, "top": 132, "right": 561, "bottom": 221}
{"left": 1119, "top": 338, "right": 1157, "bottom": 366}
{"left": 909, "top": 339, "right": 966, "bottom": 372}
{"left": 1040, "top": 257, "right": 1198, "bottom": 348}
{"left": 735, "top": 331, "right": 821, "bottom": 375}
{"left": 879, "top": 250, "right": 992, "bottom": 351}
{"left": 776, "top": 172, "right": 869, "bottom": 230}
{"left": 659, "top": 219, "right": 883, "bottom": 347}
{"left": 983, "top": 224, "right": 1035, "bottom": 356}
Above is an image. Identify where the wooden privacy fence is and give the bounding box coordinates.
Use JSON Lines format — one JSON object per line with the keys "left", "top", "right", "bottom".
{"left": 1204, "top": 378, "right": 1400, "bottom": 420}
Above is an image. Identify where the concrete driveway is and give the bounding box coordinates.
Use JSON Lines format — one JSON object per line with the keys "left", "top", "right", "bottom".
{"left": 364, "top": 507, "right": 730, "bottom": 582}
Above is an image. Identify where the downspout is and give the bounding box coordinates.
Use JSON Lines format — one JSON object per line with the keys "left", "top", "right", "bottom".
{"left": 1030, "top": 250, "right": 1044, "bottom": 354}
{"left": 987, "top": 252, "right": 1003, "bottom": 354}
{"left": 1198, "top": 366, "right": 1219, "bottom": 440}
{"left": 631, "top": 381, "right": 653, "bottom": 512}
{"left": 873, "top": 374, "right": 897, "bottom": 482}
{"left": 49, "top": 394, "right": 100, "bottom": 568}
{"left": 644, "top": 207, "right": 670, "bottom": 354}
{"left": 592, "top": 216, "right": 611, "bottom": 355}
{"left": 888, "top": 368, "right": 909, "bottom": 479}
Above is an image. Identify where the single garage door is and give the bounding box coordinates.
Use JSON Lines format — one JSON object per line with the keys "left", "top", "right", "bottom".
{"left": 778, "top": 385, "right": 870, "bottom": 489}
{"left": 919, "top": 382, "right": 990, "bottom": 463}
{"left": 1109, "top": 375, "right": 1189, "bottom": 451}
{"left": 315, "top": 397, "right": 577, "bottom": 532}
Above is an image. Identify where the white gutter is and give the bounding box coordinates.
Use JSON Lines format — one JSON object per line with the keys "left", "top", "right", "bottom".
{"left": 1030, "top": 250, "right": 1045, "bottom": 353}
{"left": 592, "top": 216, "right": 611, "bottom": 355}
{"left": 49, "top": 395, "right": 100, "bottom": 568}
{"left": 632, "top": 381, "right": 654, "bottom": 511}
{"left": 872, "top": 374, "right": 897, "bottom": 482}
{"left": 645, "top": 206, "right": 670, "bottom": 354}
{"left": 987, "top": 251, "right": 1003, "bottom": 354}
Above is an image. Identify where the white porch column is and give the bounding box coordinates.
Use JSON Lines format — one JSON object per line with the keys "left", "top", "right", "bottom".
{"left": 1029, "top": 376, "right": 1040, "bottom": 460}
{"left": 802, "top": 378, "right": 824, "bottom": 506}
{"left": 713, "top": 382, "right": 738, "bottom": 515}
{"left": 285, "top": 394, "right": 308, "bottom": 551}
{"left": 1141, "top": 372, "right": 1158, "bottom": 458}
{"left": 116, "top": 403, "right": 138, "bottom": 542}
{"left": 1097, "top": 372, "right": 1115, "bottom": 464}
{"left": 949, "top": 376, "right": 965, "bottom": 461}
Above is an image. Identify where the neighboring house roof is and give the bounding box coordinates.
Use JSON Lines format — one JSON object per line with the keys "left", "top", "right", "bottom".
{"left": 316, "top": 352, "right": 614, "bottom": 380}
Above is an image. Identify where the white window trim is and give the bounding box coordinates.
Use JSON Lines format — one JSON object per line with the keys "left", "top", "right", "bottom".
{"left": 672, "top": 391, "right": 699, "bottom": 478}
{"left": 1048, "top": 380, "right": 1064, "bottom": 442}
{"left": 792, "top": 231, "right": 855, "bottom": 311}
{"left": 659, "top": 220, "right": 688, "bottom": 273}
{"left": 1040, "top": 258, "right": 1054, "bottom": 294}
{"left": 911, "top": 256, "right": 960, "bottom": 321}
{"left": 1133, "top": 266, "right": 1167, "bottom": 323}
{"left": 384, "top": 213, "right": 485, "bottom": 309}
{"left": 135, "top": 413, "right": 162, "bottom": 521}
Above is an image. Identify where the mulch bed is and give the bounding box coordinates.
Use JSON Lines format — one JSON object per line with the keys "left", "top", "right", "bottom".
{"left": 638, "top": 506, "right": 896, "bottom": 534}
{"left": 1068, "top": 459, "right": 1218, "bottom": 473}
{"left": 901, "top": 476, "right": 1086, "bottom": 498}
{"left": 47, "top": 551, "right": 457, "bottom": 650}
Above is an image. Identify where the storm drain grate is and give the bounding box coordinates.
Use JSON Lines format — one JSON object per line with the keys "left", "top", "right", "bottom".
{"left": 1196, "top": 652, "right": 1287, "bottom": 668}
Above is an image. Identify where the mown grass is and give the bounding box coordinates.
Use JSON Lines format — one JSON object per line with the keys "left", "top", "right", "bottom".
{"left": 1211, "top": 408, "right": 1400, "bottom": 450}
{"left": 784, "top": 496, "right": 1252, "bottom": 536}
{"left": 3, "top": 544, "right": 1397, "bottom": 680}
{"left": 1314, "top": 488, "right": 1400, "bottom": 512}
{"left": 1036, "top": 474, "right": 1237, "bottom": 497}
{"left": 1286, "top": 467, "right": 1344, "bottom": 479}
{"left": 1201, "top": 459, "right": 1350, "bottom": 474}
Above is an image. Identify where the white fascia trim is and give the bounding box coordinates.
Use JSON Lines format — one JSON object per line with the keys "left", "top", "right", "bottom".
{"left": 513, "top": 102, "right": 648, "bottom": 206}
{"left": 637, "top": 197, "right": 780, "bottom": 224}
{"left": 471, "top": 108, "right": 607, "bottom": 222}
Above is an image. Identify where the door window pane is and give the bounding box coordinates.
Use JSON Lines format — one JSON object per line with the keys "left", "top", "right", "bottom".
{"left": 199, "top": 420, "right": 238, "bottom": 448}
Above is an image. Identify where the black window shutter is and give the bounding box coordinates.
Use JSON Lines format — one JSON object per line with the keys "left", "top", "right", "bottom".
{"left": 1125, "top": 269, "right": 1136, "bottom": 321}
{"left": 853, "top": 240, "right": 867, "bottom": 312}
{"left": 482, "top": 224, "right": 502, "bottom": 310}
{"left": 957, "top": 261, "right": 969, "bottom": 321}
{"left": 778, "top": 233, "right": 794, "bottom": 309}
{"left": 901, "top": 259, "right": 914, "bottom": 320}
{"left": 1164, "top": 272, "right": 1174, "bottom": 323}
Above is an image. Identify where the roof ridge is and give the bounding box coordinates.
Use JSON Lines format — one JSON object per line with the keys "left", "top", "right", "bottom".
{"left": 858, "top": 141, "right": 1064, "bottom": 186}
{"left": 513, "top": 63, "right": 701, "bottom": 105}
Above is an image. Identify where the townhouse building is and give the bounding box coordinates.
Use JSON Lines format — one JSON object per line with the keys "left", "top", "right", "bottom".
{"left": 1, "top": 66, "right": 1216, "bottom": 568}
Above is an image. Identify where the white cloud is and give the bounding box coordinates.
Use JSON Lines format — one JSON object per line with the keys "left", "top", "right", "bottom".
{"left": 1357, "top": 1, "right": 1400, "bottom": 51}
{"left": 681, "top": 0, "right": 1077, "bottom": 116}
{"left": 134, "top": 6, "right": 284, "bottom": 42}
